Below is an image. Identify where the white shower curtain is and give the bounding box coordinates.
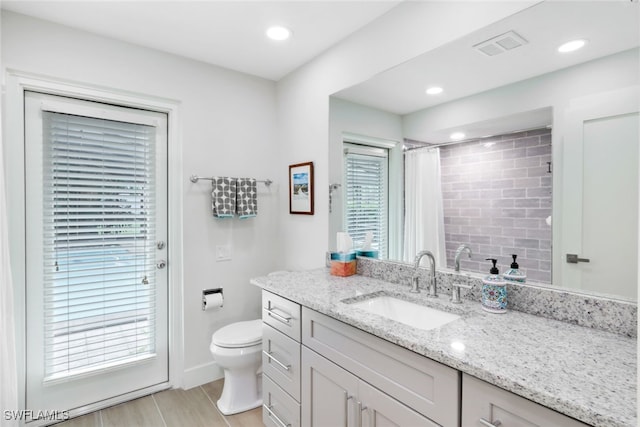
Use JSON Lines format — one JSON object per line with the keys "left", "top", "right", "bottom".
{"left": 403, "top": 147, "right": 446, "bottom": 268}
{"left": 0, "top": 114, "right": 18, "bottom": 425}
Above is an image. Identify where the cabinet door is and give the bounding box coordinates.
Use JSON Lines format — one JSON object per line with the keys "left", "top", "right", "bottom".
{"left": 462, "top": 374, "right": 589, "bottom": 427}
{"left": 302, "top": 347, "right": 358, "bottom": 427}
{"left": 359, "top": 381, "right": 439, "bottom": 427}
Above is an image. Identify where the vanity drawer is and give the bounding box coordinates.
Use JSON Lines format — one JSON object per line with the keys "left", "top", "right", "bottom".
{"left": 262, "top": 323, "right": 301, "bottom": 402}
{"left": 462, "top": 374, "right": 590, "bottom": 427}
{"left": 302, "top": 307, "right": 459, "bottom": 427}
{"left": 262, "top": 291, "right": 301, "bottom": 341}
{"left": 263, "top": 374, "right": 300, "bottom": 427}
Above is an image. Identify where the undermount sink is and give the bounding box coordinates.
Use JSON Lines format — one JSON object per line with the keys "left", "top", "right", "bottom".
{"left": 348, "top": 295, "right": 460, "bottom": 331}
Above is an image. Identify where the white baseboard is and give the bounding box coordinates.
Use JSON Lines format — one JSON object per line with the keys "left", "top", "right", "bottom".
{"left": 182, "top": 361, "right": 223, "bottom": 390}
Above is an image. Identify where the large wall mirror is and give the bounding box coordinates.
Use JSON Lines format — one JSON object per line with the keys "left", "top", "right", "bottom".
{"left": 328, "top": 1, "right": 639, "bottom": 301}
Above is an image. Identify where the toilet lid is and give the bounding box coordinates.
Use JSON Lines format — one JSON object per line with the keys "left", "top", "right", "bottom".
{"left": 212, "top": 319, "right": 262, "bottom": 348}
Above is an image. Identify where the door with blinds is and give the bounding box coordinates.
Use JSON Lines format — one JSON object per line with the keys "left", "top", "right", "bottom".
{"left": 24, "top": 92, "right": 169, "bottom": 413}
{"left": 344, "top": 144, "right": 389, "bottom": 258}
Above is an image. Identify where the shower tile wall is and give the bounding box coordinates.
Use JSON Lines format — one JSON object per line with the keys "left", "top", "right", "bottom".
{"left": 440, "top": 128, "right": 552, "bottom": 283}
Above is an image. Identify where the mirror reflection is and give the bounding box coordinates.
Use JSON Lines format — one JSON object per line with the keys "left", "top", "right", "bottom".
{"left": 328, "top": 1, "right": 639, "bottom": 301}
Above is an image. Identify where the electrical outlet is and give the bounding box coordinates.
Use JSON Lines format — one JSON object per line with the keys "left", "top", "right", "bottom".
{"left": 216, "top": 245, "right": 232, "bottom": 261}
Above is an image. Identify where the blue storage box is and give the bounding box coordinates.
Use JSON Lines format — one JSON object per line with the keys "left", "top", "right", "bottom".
{"left": 330, "top": 251, "right": 356, "bottom": 262}
{"left": 356, "top": 250, "right": 378, "bottom": 258}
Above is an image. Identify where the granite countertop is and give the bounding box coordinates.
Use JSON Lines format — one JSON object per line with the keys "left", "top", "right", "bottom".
{"left": 251, "top": 268, "right": 637, "bottom": 427}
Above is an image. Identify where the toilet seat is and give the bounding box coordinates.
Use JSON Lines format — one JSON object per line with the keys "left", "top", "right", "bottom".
{"left": 212, "top": 319, "right": 262, "bottom": 348}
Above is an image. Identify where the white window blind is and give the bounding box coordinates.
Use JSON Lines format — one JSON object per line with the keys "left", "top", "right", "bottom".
{"left": 42, "top": 111, "right": 157, "bottom": 381}
{"left": 344, "top": 145, "right": 389, "bottom": 257}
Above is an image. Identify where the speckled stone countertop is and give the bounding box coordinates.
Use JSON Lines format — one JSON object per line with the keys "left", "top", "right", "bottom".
{"left": 251, "top": 269, "right": 637, "bottom": 427}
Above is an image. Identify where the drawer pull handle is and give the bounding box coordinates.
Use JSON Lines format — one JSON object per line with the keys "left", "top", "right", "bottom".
{"left": 262, "top": 351, "right": 291, "bottom": 371}
{"left": 344, "top": 392, "right": 352, "bottom": 427}
{"left": 267, "top": 308, "right": 292, "bottom": 325}
{"left": 479, "top": 419, "right": 502, "bottom": 427}
{"left": 263, "top": 404, "right": 291, "bottom": 427}
{"left": 357, "top": 401, "right": 367, "bottom": 427}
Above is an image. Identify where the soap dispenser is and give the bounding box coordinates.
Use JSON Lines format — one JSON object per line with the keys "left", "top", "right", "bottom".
{"left": 503, "top": 254, "right": 526, "bottom": 284}
{"left": 482, "top": 258, "right": 507, "bottom": 314}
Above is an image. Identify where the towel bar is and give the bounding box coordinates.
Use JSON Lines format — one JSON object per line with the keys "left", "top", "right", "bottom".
{"left": 190, "top": 175, "right": 272, "bottom": 187}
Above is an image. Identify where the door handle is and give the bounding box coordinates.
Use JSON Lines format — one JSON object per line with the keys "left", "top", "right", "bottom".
{"left": 344, "top": 392, "right": 352, "bottom": 427}
{"left": 479, "top": 419, "right": 502, "bottom": 427}
{"left": 566, "top": 254, "right": 590, "bottom": 264}
{"left": 356, "top": 401, "right": 367, "bottom": 427}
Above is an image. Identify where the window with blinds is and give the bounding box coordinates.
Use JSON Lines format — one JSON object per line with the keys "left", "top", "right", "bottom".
{"left": 43, "top": 111, "right": 157, "bottom": 381}
{"left": 344, "top": 144, "right": 389, "bottom": 257}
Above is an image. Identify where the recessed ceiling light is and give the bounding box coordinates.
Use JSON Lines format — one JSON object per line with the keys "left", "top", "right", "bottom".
{"left": 450, "top": 132, "right": 466, "bottom": 141}
{"left": 426, "top": 86, "right": 443, "bottom": 95}
{"left": 266, "top": 26, "right": 292, "bottom": 41}
{"left": 557, "top": 39, "right": 587, "bottom": 53}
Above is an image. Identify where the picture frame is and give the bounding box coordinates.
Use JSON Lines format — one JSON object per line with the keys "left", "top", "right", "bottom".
{"left": 289, "top": 161, "right": 314, "bottom": 215}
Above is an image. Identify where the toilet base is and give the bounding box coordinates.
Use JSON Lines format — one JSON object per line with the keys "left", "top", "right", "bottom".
{"left": 216, "top": 369, "right": 262, "bottom": 415}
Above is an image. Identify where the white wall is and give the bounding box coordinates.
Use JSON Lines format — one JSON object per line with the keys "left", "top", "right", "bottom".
{"left": 2, "top": 11, "right": 279, "bottom": 388}
{"left": 276, "top": 1, "right": 536, "bottom": 270}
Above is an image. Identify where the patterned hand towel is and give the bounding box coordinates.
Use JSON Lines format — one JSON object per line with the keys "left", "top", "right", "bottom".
{"left": 211, "top": 177, "right": 236, "bottom": 218}
{"left": 236, "top": 178, "right": 257, "bottom": 219}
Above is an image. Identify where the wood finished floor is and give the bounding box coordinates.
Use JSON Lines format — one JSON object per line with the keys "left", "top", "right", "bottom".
{"left": 55, "top": 379, "right": 264, "bottom": 427}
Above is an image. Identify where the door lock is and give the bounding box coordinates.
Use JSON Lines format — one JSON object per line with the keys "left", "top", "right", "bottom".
{"left": 157, "top": 241, "right": 165, "bottom": 250}
{"left": 157, "top": 260, "right": 167, "bottom": 269}
{"left": 566, "top": 254, "right": 590, "bottom": 264}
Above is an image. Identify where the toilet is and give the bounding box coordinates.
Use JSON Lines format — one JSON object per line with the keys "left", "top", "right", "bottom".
{"left": 210, "top": 319, "right": 263, "bottom": 415}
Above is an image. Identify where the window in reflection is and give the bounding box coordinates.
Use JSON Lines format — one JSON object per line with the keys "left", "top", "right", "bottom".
{"left": 344, "top": 143, "right": 389, "bottom": 257}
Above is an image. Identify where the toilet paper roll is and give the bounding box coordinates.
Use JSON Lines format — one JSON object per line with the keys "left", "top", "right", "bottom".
{"left": 203, "top": 292, "right": 224, "bottom": 310}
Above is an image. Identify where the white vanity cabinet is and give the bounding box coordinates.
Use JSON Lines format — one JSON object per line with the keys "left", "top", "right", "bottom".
{"left": 462, "top": 374, "right": 590, "bottom": 427}
{"left": 261, "top": 292, "right": 302, "bottom": 427}
{"left": 260, "top": 290, "right": 595, "bottom": 427}
{"left": 302, "top": 346, "right": 438, "bottom": 427}
{"left": 301, "top": 307, "right": 459, "bottom": 426}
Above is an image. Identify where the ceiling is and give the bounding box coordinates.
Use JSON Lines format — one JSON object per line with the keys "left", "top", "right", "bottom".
{"left": 334, "top": 1, "right": 640, "bottom": 117}
{"left": 1, "top": 0, "right": 401, "bottom": 81}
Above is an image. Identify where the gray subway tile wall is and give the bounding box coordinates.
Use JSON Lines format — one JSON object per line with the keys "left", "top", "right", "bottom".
{"left": 440, "top": 128, "right": 552, "bottom": 283}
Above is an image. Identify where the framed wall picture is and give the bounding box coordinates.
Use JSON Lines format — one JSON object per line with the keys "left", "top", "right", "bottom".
{"left": 289, "top": 161, "right": 314, "bottom": 215}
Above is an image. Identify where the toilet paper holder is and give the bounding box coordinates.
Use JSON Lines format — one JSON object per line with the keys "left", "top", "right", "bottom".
{"left": 202, "top": 288, "right": 224, "bottom": 310}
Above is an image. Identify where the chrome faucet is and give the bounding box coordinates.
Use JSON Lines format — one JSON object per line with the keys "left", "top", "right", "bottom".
{"left": 410, "top": 250, "right": 437, "bottom": 297}
{"left": 454, "top": 244, "right": 473, "bottom": 272}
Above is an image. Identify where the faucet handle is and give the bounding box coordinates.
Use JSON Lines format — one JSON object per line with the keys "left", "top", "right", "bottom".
{"left": 451, "top": 283, "right": 473, "bottom": 304}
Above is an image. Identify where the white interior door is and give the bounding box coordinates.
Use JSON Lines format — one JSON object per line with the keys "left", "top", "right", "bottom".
{"left": 560, "top": 86, "right": 639, "bottom": 299}
{"left": 24, "top": 91, "right": 169, "bottom": 415}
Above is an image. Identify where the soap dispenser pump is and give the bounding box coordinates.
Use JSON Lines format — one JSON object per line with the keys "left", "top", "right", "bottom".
{"left": 503, "top": 254, "right": 526, "bottom": 284}
{"left": 481, "top": 258, "right": 507, "bottom": 314}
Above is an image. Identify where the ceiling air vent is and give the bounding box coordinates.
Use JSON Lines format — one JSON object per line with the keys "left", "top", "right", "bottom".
{"left": 473, "top": 30, "right": 528, "bottom": 56}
